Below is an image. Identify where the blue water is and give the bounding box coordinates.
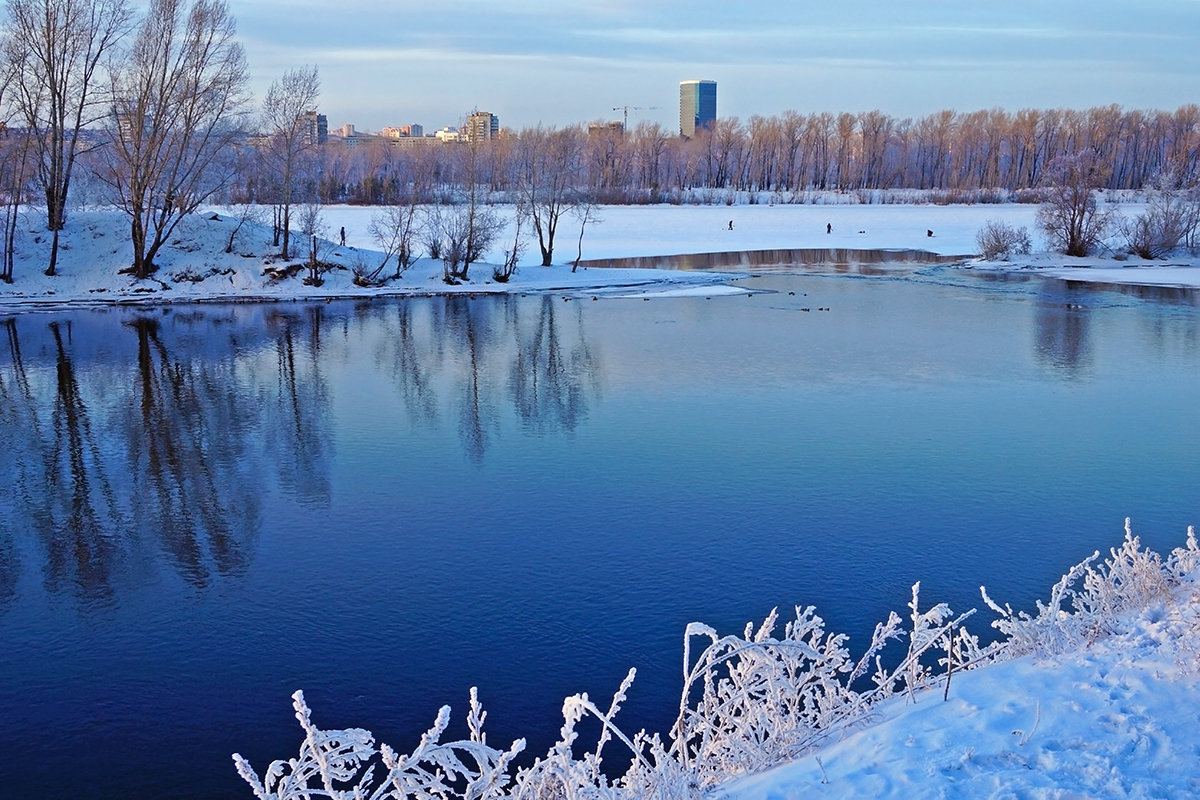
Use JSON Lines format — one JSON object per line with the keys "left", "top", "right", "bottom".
{"left": 0, "top": 267, "right": 1197, "bottom": 798}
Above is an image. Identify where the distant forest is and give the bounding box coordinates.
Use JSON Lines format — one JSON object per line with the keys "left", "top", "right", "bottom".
{"left": 232, "top": 105, "right": 1200, "bottom": 207}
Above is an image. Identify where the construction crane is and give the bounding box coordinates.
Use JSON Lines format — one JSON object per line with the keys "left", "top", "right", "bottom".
{"left": 613, "top": 105, "right": 658, "bottom": 131}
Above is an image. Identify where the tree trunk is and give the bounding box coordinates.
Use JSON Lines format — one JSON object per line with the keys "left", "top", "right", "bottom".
{"left": 44, "top": 228, "right": 61, "bottom": 276}
{"left": 281, "top": 205, "right": 290, "bottom": 260}
{"left": 131, "top": 212, "right": 150, "bottom": 279}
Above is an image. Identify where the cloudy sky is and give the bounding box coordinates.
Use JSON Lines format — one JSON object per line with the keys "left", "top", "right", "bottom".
{"left": 232, "top": 0, "right": 1200, "bottom": 134}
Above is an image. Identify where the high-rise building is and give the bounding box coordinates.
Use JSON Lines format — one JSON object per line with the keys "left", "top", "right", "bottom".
{"left": 465, "top": 111, "right": 499, "bottom": 142}
{"left": 298, "top": 111, "right": 327, "bottom": 146}
{"left": 679, "top": 79, "right": 716, "bottom": 138}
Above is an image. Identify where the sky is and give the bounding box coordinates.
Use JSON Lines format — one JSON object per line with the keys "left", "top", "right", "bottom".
{"left": 229, "top": 0, "right": 1200, "bottom": 135}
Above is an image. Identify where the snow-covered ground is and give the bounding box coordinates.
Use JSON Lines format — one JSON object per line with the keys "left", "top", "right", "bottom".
{"left": 2, "top": 201, "right": 1199, "bottom": 310}
{"left": 720, "top": 577, "right": 1200, "bottom": 799}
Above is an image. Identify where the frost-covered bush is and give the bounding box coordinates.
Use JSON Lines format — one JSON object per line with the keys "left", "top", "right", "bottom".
{"left": 233, "top": 687, "right": 525, "bottom": 800}
{"left": 975, "top": 220, "right": 1032, "bottom": 260}
{"left": 981, "top": 519, "right": 1197, "bottom": 658}
{"left": 236, "top": 520, "right": 1197, "bottom": 800}
{"left": 1119, "top": 175, "right": 1200, "bottom": 259}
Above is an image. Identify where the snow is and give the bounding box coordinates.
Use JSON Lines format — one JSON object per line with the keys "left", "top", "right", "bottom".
{"left": 3, "top": 200, "right": 1199, "bottom": 312}
{"left": 720, "top": 583, "right": 1200, "bottom": 799}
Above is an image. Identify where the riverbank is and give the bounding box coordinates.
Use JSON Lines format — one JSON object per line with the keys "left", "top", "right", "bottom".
{"left": 1, "top": 202, "right": 1197, "bottom": 310}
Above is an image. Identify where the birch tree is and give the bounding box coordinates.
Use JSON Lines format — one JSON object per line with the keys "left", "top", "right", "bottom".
{"left": 98, "top": 0, "right": 248, "bottom": 279}
{"left": 1, "top": 0, "right": 131, "bottom": 275}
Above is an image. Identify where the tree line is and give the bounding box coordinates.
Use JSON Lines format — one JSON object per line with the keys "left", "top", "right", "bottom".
{"left": 236, "top": 104, "right": 1200, "bottom": 209}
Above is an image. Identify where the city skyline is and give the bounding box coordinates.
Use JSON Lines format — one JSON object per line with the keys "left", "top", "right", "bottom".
{"left": 234, "top": 1, "right": 1200, "bottom": 134}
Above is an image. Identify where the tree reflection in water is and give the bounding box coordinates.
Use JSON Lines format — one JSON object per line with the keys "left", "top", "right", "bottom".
{"left": 0, "top": 296, "right": 605, "bottom": 607}
{"left": 369, "top": 294, "right": 604, "bottom": 461}
{"left": 0, "top": 317, "right": 37, "bottom": 604}
{"left": 263, "top": 306, "right": 332, "bottom": 506}
{"left": 1034, "top": 295, "right": 1092, "bottom": 378}
{"left": 0, "top": 318, "right": 127, "bottom": 604}
{"left": 509, "top": 294, "right": 600, "bottom": 435}
{"left": 126, "top": 316, "right": 259, "bottom": 586}
{"left": 0, "top": 307, "right": 336, "bottom": 604}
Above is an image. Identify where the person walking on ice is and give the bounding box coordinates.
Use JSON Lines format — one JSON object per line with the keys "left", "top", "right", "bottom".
{"left": 728, "top": 220, "right": 734, "bottom": 230}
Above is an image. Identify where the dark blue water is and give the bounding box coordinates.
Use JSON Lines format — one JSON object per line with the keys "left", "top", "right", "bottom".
{"left": 0, "top": 268, "right": 1197, "bottom": 798}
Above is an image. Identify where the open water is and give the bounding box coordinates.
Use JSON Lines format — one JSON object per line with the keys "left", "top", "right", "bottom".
{"left": 0, "top": 257, "right": 1197, "bottom": 798}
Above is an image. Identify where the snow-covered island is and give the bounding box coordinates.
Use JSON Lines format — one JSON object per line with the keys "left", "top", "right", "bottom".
{"left": 3, "top": 200, "right": 1200, "bottom": 310}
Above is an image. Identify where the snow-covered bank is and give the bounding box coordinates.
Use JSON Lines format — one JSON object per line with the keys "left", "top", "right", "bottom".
{"left": 233, "top": 522, "right": 1200, "bottom": 800}
{"left": 722, "top": 577, "right": 1200, "bottom": 798}
{"left": 2, "top": 202, "right": 1198, "bottom": 310}
{"left": 0, "top": 209, "right": 745, "bottom": 310}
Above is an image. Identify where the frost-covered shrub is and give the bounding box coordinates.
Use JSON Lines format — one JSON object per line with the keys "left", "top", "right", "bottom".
{"left": 237, "top": 520, "right": 1197, "bottom": 800}
{"left": 981, "top": 519, "right": 1192, "bottom": 658}
{"left": 233, "top": 688, "right": 524, "bottom": 800}
{"left": 976, "top": 219, "right": 1032, "bottom": 260}
{"left": 1120, "top": 177, "right": 1199, "bottom": 258}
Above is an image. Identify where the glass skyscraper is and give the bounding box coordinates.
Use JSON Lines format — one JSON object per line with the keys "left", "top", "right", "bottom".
{"left": 679, "top": 79, "right": 717, "bottom": 138}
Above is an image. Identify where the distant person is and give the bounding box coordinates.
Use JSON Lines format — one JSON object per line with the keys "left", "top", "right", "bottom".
{"left": 340, "top": 226, "right": 346, "bottom": 246}
{"left": 927, "top": 229, "right": 933, "bottom": 237}
{"left": 826, "top": 222, "right": 831, "bottom": 234}
{"left": 728, "top": 220, "right": 733, "bottom": 230}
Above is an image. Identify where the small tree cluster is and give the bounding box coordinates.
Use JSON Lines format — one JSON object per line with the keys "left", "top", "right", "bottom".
{"left": 353, "top": 204, "right": 421, "bottom": 286}
{"left": 427, "top": 202, "right": 504, "bottom": 284}
{"left": 975, "top": 219, "right": 1032, "bottom": 260}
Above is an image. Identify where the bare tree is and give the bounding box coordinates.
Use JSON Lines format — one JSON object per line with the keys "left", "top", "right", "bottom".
{"left": 357, "top": 203, "right": 420, "bottom": 285}
{"left": 97, "top": 0, "right": 248, "bottom": 279}
{"left": 432, "top": 133, "right": 503, "bottom": 283}
{"left": 570, "top": 196, "right": 601, "bottom": 272}
{"left": 493, "top": 197, "right": 524, "bottom": 282}
{"left": 2, "top": 0, "right": 131, "bottom": 275}
{"left": 517, "top": 125, "right": 581, "bottom": 265}
{"left": 295, "top": 200, "right": 327, "bottom": 284}
{"left": 0, "top": 96, "right": 35, "bottom": 282}
{"left": 1037, "top": 151, "right": 1117, "bottom": 257}
{"left": 260, "top": 65, "right": 320, "bottom": 260}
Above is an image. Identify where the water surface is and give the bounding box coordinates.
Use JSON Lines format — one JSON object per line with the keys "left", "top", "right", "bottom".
{"left": 0, "top": 266, "right": 1197, "bottom": 798}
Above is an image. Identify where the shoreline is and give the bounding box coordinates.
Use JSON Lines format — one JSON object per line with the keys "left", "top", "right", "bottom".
{"left": 1, "top": 203, "right": 1198, "bottom": 311}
